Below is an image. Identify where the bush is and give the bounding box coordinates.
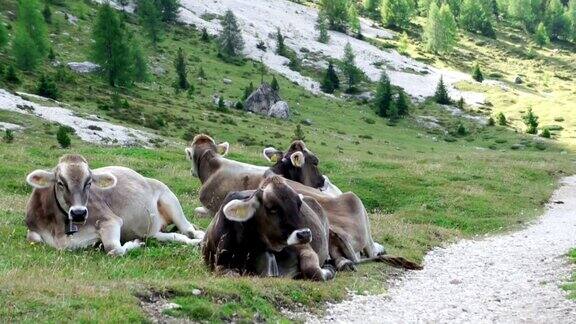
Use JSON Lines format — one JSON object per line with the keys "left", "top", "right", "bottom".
{"left": 3, "top": 129, "right": 14, "bottom": 143}
{"left": 293, "top": 124, "right": 305, "bottom": 141}
{"left": 497, "top": 112, "right": 507, "bottom": 126}
{"left": 487, "top": 117, "right": 495, "bottom": 126}
{"left": 36, "top": 75, "right": 58, "bottom": 99}
{"left": 540, "top": 128, "right": 551, "bottom": 138}
{"left": 522, "top": 108, "right": 539, "bottom": 134}
{"left": 456, "top": 123, "right": 467, "bottom": 136}
{"left": 4, "top": 65, "right": 20, "bottom": 84}
{"left": 56, "top": 126, "right": 71, "bottom": 148}
{"left": 472, "top": 62, "right": 483, "bottom": 82}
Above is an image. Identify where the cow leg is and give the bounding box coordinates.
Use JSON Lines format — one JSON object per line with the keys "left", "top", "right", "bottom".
{"left": 27, "top": 230, "right": 44, "bottom": 244}
{"left": 194, "top": 206, "right": 211, "bottom": 218}
{"left": 157, "top": 190, "right": 205, "bottom": 240}
{"left": 99, "top": 220, "right": 144, "bottom": 256}
{"left": 373, "top": 241, "right": 386, "bottom": 256}
{"left": 151, "top": 232, "right": 202, "bottom": 246}
{"left": 329, "top": 229, "right": 358, "bottom": 271}
{"left": 298, "top": 246, "right": 335, "bottom": 281}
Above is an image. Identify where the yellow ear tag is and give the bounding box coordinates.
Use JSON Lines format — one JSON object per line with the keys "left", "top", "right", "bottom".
{"left": 270, "top": 155, "right": 278, "bottom": 163}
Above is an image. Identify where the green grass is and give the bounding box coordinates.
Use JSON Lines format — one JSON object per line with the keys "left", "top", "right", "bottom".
{"left": 565, "top": 249, "right": 576, "bottom": 300}
{"left": 1, "top": 0, "right": 576, "bottom": 322}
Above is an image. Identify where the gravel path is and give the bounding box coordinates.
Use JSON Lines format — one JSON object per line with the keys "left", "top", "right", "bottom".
{"left": 309, "top": 176, "right": 576, "bottom": 323}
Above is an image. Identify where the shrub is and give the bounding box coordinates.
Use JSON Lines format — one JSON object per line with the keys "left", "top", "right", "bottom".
{"left": 497, "top": 112, "right": 507, "bottom": 126}
{"left": 456, "top": 123, "right": 467, "bottom": 136}
{"left": 5, "top": 65, "right": 20, "bottom": 84}
{"left": 522, "top": 108, "right": 539, "bottom": 134}
{"left": 3, "top": 129, "right": 14, "bottom": 143}
{"left": 472, "top": 62, "right": 483, "bottom": 82}
{"left": 56, "top": 126, "right": 71, "bottom": 148}
{"left": 293, "top": 124, "right": 305, "bottom": 141}
{"left": 540, "top": 128, "right": 551, "bottom": 138}
{"left": 487, "top": 117, "right": 495, "bottom": 126}
{"left": 36, "top": 75, "right": 58, "bottom": 99}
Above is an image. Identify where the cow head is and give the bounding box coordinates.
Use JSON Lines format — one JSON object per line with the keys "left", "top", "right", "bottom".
{"left": 185, "top": 134, "right": 229, "bottom": 178}
{"left": 26, "top": 154, "right": 116, "bottom": 229}
{"left": 222, "top": 176, "right": 312, "bottom": 252}
{"left": 263, "top": 140, "right": 325, "bottom": 190}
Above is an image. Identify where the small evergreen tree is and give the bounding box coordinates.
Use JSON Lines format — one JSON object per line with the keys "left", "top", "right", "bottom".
{"left": 276, "top": 28, "right": 287, "bottom": 56}
{"left": 348, "top": 4, "right": 361, "bottom": 36}
{"left": 201, "top": 27, "right": 210, "bottom": 42}
{"left": 456, "top": 123, "right": 467, "bottom": 135}
{"left": 92, "top": 4, "right": 131, "bottom": 86}
{"left": 434, "top": 76, "right": 451, "bottom": 104}
{"left": 131, "top": 38, "right": 149, "bottom": 82}
{"left": 487, "top": 116, "right": 495, "bottom": 126}
{"left": 155, "top": 0, "right": 179, "bottom": 23}
{"left": 187, "top": 84, "right": 195, "bottom": 99}
{"left": 320, "top": 0, "right": 350, "bottom": 32}
{"left": 12, "top": 0, "right": 49, "bottom": 71}
{"left": 218, "top": 10, "right": 244, "bottom": 59}
{"left": 381, "top": 0, "right": 413, "bottom": 29}
{"left": 174, "top": 47, "right": 189, "bottom": 90}
{"left": 42, "top": 2, "right": 52, "bottom": 24}
{"left": 341, "top": 42, "right": 362, "bottom": 93}
{"left": 0, "top": 20, "right": 8, "bottom": 49}
{"left": 396, "top": 89, "right": 409, "bottom": 116}
{"left": 397, "top": 31, "right": 409, "bottom": 54}
{"left": 374, "top": 71, "right": 392, "bottom": 117}
{"left": 317, "top": 12, "right": 330, "bottom": 43}
{"left": 139, "top": 0, "right": 162, "bottom": 46}
{"left": 217, "top": 96, "right": 226, "bottom": 111}
{"left": 522, "top": 108, "right": 539, "bottom": 134}
{"left": 424, "top": 2, "right": 457, "bottom": 54}
{"left": 243, "top": 81, "right": 254, "bottom": 100}
{"left": 459, "top": 0, "right": 495, "bottom": 37}
{"left": 541, "top": 128, "right": 551, "bottom": 138}
{"left": 5, "top": 65, "right": 19, "bottom": 84}
{"left": 458, "top": 96, "right": 465, "bottom": 109}
{"left": 57, "top": 126, "right": 71, "bottom": 148}
{"left": 258, "top": 57, "right": 267, "bottom": 83}
{"left": 388, "top": 101, "right": 399, "bottom": 121}
{"left": 545, "top": 0, "right": 569, "bottom": 40}
{"left": 364, "top": 0, "right": 382, "bottom": 16}
{"left": 271, "top": 75, "right": 280, "bottom": 92}
{"left": 508, "top": 0, "right": 537, "bottom": 31}
{"left": 36, "top": 75, "right": 58, "bottom": 99}
{"left": 568, "top": 0, "right": 576, "bottom": 42}
{"left": 534, "top": 22, "right": 550, "bottom": 47}
{"left": 472, "top": 62, "right": 484, "bottom": 82}
{"left": 497, "top": 112, "right": 507, "bottom": 125}
{"left": 321, "top": 61, "right": 340, "bottom": 93}
{"left": 3, "top": 129, "right": 14, "bottom": 143}
{"left": 48, "top": 47, "right": 56, "bottom": 61}
{"left": 293, "top": 124, "right": 305, "bottom": 141}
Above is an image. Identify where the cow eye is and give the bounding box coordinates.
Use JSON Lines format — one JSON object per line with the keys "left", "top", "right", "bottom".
{"left": 57, "top": 181, "right": 64, "bottom": 188}
{"left": 85, "top": 181, "right": 92, "bottom": 188}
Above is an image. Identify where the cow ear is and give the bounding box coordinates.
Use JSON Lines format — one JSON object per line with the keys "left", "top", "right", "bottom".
{"left": 263, "top": 147, "right": 283, "bottom": 163}
{"left": 217, "top": 142, "right": 229, "bottom": 156}
{"left": 223, "top": 196, "right": 259, "bottom": 222}
{"left": 26, "top": 170, "right": 55, "bottom": 189}
{"left": 92, "top": 171, "right": 117, "bottom": 190}
{"left": 185, "top": 147, "right": 193, "bottom": 160}
{"left": 290, "top": 151, "right": 305, "bottom": 168}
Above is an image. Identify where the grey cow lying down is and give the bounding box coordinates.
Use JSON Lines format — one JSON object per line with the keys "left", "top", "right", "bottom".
{"left": 25, "top": 154, "right": 204, "bottom": 256}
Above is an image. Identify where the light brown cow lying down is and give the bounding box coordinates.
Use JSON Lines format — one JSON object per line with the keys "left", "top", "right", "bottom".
{"left": 186, "top": 135, "right": 399, "bottom": 271}
{"left": 25, "top": 154, "right": 204, "bottom": 256}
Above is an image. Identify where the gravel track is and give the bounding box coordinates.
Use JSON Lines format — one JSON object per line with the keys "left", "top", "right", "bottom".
{"left": 308, "top": 176, "right": 576, "bottom": 323}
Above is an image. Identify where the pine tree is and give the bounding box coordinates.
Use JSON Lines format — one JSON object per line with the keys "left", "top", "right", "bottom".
{"left": 3, "top": 129, "right": 14, "bottom": 143}
{"left": 0, "top": 20, "right": 8, "bottom": 49}
{"left": 522, "top": 108, "right": 539, "bottom": 134}
{"left": 258, "top": 57, "right": 267, "bottom": 83}
{"left": 487, "top": 116, "right": 495, "bottom": 126}
{"left": 472, "top": 62, "right": 484, "bottom": 82}
{"left": 243, "top": 81, "right": 254, "bottom": 100}
{"left": 218, "top": 10, "right": 244, "bottom": 59}
{"left": 545, "top": 0, "right": 569, "bottom": 40}
{"left": 434, "top": 76, "right": 451, "bottom": 104}
{"left": 276, "top": 28, "right": 287, "bottom": 56}
{"left": 36, "top": 75, "right": 58, "bottom": 99}
{"left": 130, "top": 38, "right": 149, "bottom": 82}
{"left": 5, "top": 64, "right": 19, "bottom": 84}
{"left": 155, "top": 0, "right": 179, "bottom": 23}
{"left": 381, "top": 0, "right": 413, "bottom": 29}
{"left": 348, "top": 4, "right": 361, "bottom": 36}
{"left": 341, "top": 42, "right": 362, "bottom": 93}
{"left": 317, "top": 13, "right": 330, "bottom": 43}
{"left": 568, "top": 0, "right": 576, "bottom": 42}
{"left": 541, "top": 128, "right": 551, "bottom": 138}
{"left": 271, "top": 75, "right": 280, "bottom": 92}
{"left": 424, "top": 2, "right": 457, "bottom": 54}
{"left": 48, "top": 47, "right": 56, "bottom": 61}
{"left": 217, "top": 96, "right": 226, "bottom": 111}
{"left": 42, "top": 2, "right": 52, "bottom": 24}
{"left": 320, "top": 0, "right": 350, "bottom": 32}
{"left": 508, "top": 0, "right": 537, "bottom": 31}
{"left": 458, "top": 96, "right": 465, "bottom": 109}
{"left": 396, "top": 89, "right": 409, "bottom": 116}
{"left": 398, "top": 31, "right": 409, "bottom": 54}
{"left": 92, "top": 4, "right": 132, "bottom": 86}
{"left": 456, "top": 123, "right": 467, "bottom": 135}
{"left": 12, "top": 0, "right": 49, "bottom": 71}
{"left": 497, "top": 112, "right": 507, "bottom": 125}
{"left": 535, "top": 22, "right": 549, "bottom": 47}
{"left": 174, "top": 47, "right": 189, "bottom": 90}
{"left": 321, "top": 61, "right": 340, "bottom": 93}
{"left": 374, "top": 71, "right": 392, "bottom": 117}
{"left": 201, "top": 27, "right": 210, "bottom": 42}
{"left": 57, "top": 126, "right": 71, "bottom": 148}
{"left": 364, "top": 0, "right": 382, "bottom": 16}
{"left": 459, "top": 0, "right": 495, "bottom": 37}
{"left": 139, "top": 0, "right": 162, "bottom": 46}
{"left": 293, "top": 124, "right": 305, "bottom": 141}
{"left": 388, "top": 101, "right": 399, "bottom": 121}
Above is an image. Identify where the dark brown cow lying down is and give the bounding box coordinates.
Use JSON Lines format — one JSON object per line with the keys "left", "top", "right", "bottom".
{"left": 25, "top": 154, "right": 204, "bottom": 256}
{"left": 203, "top": 176, "right": 335, "bottom": 281}
{"left": 186, "top": 135, "right": 421, "bottom": 271}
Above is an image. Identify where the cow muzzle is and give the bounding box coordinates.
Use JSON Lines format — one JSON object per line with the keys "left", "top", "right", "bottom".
{"left": 287, "top": 228, "right": 312, "bottom": 245}
{"left": 69, "top": 206, "right": 88, "bottom": 224}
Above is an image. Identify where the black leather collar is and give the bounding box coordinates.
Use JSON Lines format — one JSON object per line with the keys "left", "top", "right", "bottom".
{"left": 53, "top": 186, "right": 77, "bottom": 236}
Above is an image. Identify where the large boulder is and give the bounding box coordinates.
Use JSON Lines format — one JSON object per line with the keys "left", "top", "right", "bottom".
{"left": 244, "top": 83, "right": 281, "bottom": 116}
{"left": 268, "top": 101, "right": 290, "bottom": 119}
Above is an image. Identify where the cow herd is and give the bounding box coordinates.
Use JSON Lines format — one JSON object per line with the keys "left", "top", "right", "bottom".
{"left": 24, "top": 134, "right": 420, "bottom": 281}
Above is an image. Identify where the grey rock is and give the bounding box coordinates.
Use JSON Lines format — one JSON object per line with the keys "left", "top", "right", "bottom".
{"left": 151, "top": 65, "right": 166, "bottom": 77}
{"left": 244, "top": 83, "right": 281, "bottom": 115}
{"left": 514, "top": 76, "right": 523, "bottom": 84}
{"left": 301, "top": 118, "right": 313, "bottom": 126}
{"left": 223, "top": 78, "right": 233, "bottom": 84}
{"left": 67, "top": 61, "right": 100, "bottom": 74}
{"left": 268, "top": 101, "right": 290, "bottom": 119}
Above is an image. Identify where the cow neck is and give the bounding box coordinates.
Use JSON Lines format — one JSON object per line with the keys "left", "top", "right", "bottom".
{"left": 53, "top": 185, "right": 78, "bottom": 235}
{"left": 196, "top": 149, "right": 220, "bottom": 184}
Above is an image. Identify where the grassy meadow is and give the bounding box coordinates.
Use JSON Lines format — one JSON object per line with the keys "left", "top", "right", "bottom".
{"left": 1, "top": 0, "right": 576, "bottom": 322}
